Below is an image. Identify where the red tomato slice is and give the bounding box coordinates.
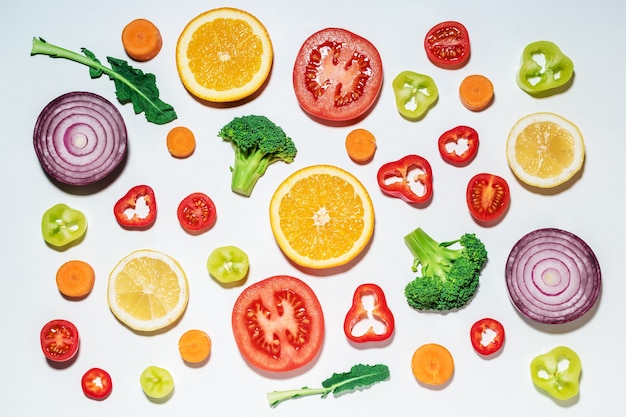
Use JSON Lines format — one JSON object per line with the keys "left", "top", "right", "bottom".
{"left": 177, "top": 192, "right": 217, "bottom": 234}
{"left": 81, "top": 367, "right": 113, "bottom": 400}
{"left": 470, "top": 318, "right": 505, "bottom": 356}
{"left": 231, "top": 275, "right": 325, "bottom": 372}
{"left": 40, "top": 319, "right": 80, "bottom": 363}
{"left": 424, "top": 21, "right": 471, "bottom": 69}
{"left": 293, "top": 27, "right": 383, "bottom": 123}
{"left": 466, "top": 173, "right": 510, "bottom": 222}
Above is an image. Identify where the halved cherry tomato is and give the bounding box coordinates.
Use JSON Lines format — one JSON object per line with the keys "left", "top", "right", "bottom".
{"left": 40, "top": 319, "right": 80, "bottom": 363}
{"left": 438, "top": 126, "right": 479, "bottom": 165}
{"left": 344, "top": 283, "right": 395, "bottom": 343}
{"left": 177, "top": 192, "right": 217, "bottom": 234}
{"left": 424, "top": 21, "right": 471, "bottom": 69}
{"left": 81, "top": 367, "right": 113, "bottom": 400}
{"left": 231, "top": 275, "right": 325, "bottom": 373}
{"left": 466, "top": 173, "right": 510, "bottom": 222}
{"left": 293, "top": 27, "right": 383, "bottom": 123}
{"left": 113, "top": 184, "right": 157, "bottom": 229}
{"left": 470, "top": 318, "right": 505, "bottom": 356}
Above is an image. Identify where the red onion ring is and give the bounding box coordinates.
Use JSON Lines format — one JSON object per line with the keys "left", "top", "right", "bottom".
{"left": 33, "top": 91, "right": 127, "bottom": 186}
{"left": 505, "top": 228, "right": 601, "bottom": 324}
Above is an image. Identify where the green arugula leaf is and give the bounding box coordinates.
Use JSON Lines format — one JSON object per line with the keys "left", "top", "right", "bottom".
{"left": 266, "top": 364, "right": 390, "bottom": 407}
{"left": 31, "top": 37, "right": 177, "bottom": 125}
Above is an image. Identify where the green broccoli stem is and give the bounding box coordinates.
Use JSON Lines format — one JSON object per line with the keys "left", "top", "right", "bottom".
{"left": 267, "top": 386, "right": 331, "bottom": 407}
{"left": 230, "top": 149, "right": 270, "bottom": 196}
{"left": 404, "top": 227, "right": 461, "bottom": 274}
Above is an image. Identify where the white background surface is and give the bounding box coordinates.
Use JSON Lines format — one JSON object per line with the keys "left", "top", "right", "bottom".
{"left": 1, "top": 1, "right": 623, "bottom": 416}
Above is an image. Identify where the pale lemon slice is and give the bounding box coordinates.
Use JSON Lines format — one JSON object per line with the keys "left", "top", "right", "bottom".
{"left": 176, "top": 7, "right": 273, "bottom": 102}
{"left": 506, "top": 112, "right": 585, "bottom": 188}
{"left": 107, "top": 249, "right": 189, "bottom": 332}
{"left": 269, "top": 165, "right": 374, "bottom": 269}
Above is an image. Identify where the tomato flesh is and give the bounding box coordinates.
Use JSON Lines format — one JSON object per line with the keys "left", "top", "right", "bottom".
{"left": 177, "top": 192, "right": 217, "bottom": 234}
{"left": 231, "top": 275, "right": 324, "bottom": 372}
{"left": 466, "top": 173, "right": 510, "bottom": 222}
{"left": 470, "top": 318, "right": 505, "bottom": 356}
{"left": 81, "top": 367, "right": 113, "bottom": 400}
{"left": 424, "top": 21, "right": 471, "bottom": 69}
{"left": 293, "top": 28, "right": 383, "bottom": 123}
{"left": 40, "top": 319, "right": 80, "bottom": 362}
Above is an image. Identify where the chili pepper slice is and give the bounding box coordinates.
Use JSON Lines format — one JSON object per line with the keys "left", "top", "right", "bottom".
{"left": 81, "top": 367, "right": 113, "bottom": 400}
{"left": 470, "top": 318, "right": 505, "bottom": 356}
{"left": 516, "top": 40, "right": 574, "bottom": 95}
{"left": 41, "top": 203, "right": 87, "bottom": 248}
{"left": 530, "top": 346, "right": 582, "bottom": 401}
{"left": 377, "top": 154, "right": 433, "bottom": 204}
{"left": 113, "top": 184, "right": 157, "bottom": 229}
{"left": 343, "top": 283, "right": 395, "bottom": 343}
{"left": 438, "top": 126, "right": 479, "bottom": 165}
{"left": 392, "top": 71, "right": 438, "bottom": 121}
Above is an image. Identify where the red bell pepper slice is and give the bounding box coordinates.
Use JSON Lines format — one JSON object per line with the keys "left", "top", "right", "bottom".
{"left": 377, "top": 154, "right": 433, "bottom": 204}
{"left": 344, "top": 283, "right": 395, "bottom": 343}
{"left": 438, "top": 125, "right": 479, "bottom": 165}
{"left": 113, "top": 184, "right": 157, "bottom": 229}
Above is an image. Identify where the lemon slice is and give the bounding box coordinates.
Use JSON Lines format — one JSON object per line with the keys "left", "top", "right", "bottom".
{"left": 269, "top": 165, "right": 374, "bottom": 269}
{"left": 506, "top": 112, "right": 585, "bottom": 188}
{"left": 176, "top": 7, "right": 273, "bottom": 102}
{"left": 107, "top": 249, "right": 189, "bottom": 332}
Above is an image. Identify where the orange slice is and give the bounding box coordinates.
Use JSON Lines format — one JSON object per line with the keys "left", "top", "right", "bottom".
{"left": 176, "top": 7, "right": 273, "bottom": 102}
{"left": 107, "top": 249, "right": 189, "bottom": 332}
{"left": 506, "top": 112, "right": 585, "bottom": 188}
{"left": 269, "top": 165, "right": 374, "bottom": 269}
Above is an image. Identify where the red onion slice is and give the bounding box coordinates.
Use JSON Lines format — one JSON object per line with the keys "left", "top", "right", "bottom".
{"left": 33, "top": 91, "right": 127, "bottom": 186}
{"left": 505, "top": 228, "right": 601, "bottom": 324}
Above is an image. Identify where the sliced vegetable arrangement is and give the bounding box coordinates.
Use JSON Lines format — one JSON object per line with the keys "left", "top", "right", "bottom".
{"left": 231, "top": 275, "right": 325, "bottom": 372}
{"left": 530, "top": 346, "right": 582, "bottom": 400}
{"left": 292, "top": 27, "right": 383, "bottom": 122}
{"left": 33, "top": 91, "right": 128, "bottom": 186}
{"left": 505, "top": 228, "right": 601, "bottom": 324}
{"left": 516, "top": 40, "right": 574, "bottom": 95}
{"left": 30, "top": 4, "right": 601, "bottom": 410}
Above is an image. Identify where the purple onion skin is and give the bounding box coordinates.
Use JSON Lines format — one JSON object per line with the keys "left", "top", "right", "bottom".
{"left": 33, "top": 91, "right": 127, "bottom": 186}
{"left": 505, "top": 228, "right": 601, "bottom": 325}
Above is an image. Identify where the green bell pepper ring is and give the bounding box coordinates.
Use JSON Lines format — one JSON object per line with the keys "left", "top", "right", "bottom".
{"left": 530, "top": 345, "right": 581, "bottom": 401}
{"left": 392, "top": 71, "right": 438, "bottom": 121}
{"left": 41, "top": 203, "right": 87, "bottom": 247}
{"left": 516, "top": 40, "right": 574, "bottom": 94}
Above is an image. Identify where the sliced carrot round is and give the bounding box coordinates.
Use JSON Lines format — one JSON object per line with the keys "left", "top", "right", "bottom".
{"left": 121, "top": 18, "right": 163, "bottom": 62}
{"left": 56, "top": 260, "right": 95, "bottom": 298}
{"left": 345, "top": 128, "right": 377, "bottom": 163}
{"left": 178, "top": 329, "right": 211, "bottom": 363}
{"left": 459, "top": 74, "right": 494, "bottom": 111}
{"left": 166, "top": 126, "right": 196, "bottom": 158}
{"left": 411, "top": 343, "right": 454, "bottom": 386}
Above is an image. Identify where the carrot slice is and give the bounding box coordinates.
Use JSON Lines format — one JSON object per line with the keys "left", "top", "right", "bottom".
{"left": 56, "top": 260, "right": 95, "bottom": 298}
{"left": 121, "top": 18, "right": 163, "bottom": 62}
{"left": 166, "top": 126, "right": 196, "bottom": 158}
{"left": 411, "top": 343, "right": 454, "bottom": 386}
{"left": 345, "top": 128, "right": 377, "bottom": 163}
{"left": 459, "top": 74, "right": 494, "bottom": 111}
{"left": 178, "top": 329, "right": 211, "bottom": 363}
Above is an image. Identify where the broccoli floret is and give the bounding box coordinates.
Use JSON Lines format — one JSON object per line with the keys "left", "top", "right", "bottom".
{"left": 218, "top": 115, "right": 297, "bottom": 196}
{"left": 403, "top": 227, "right": 487, "bottom": 312}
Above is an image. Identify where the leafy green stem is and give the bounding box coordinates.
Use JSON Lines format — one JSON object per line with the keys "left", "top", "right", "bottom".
{"left": 31, "top": 37, "right": 177, "bottom": 125}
